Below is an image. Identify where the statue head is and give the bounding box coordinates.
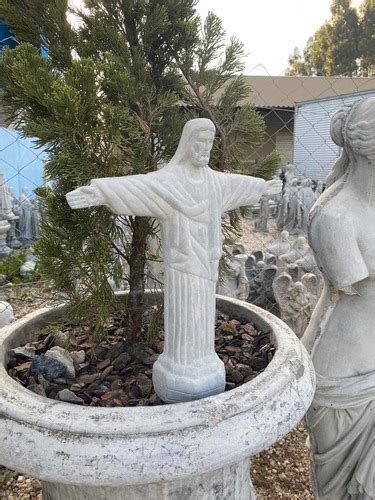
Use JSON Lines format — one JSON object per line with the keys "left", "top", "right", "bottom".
{"left": 280, "top": 230, "right": 289, "bottom": 241}
{"left": 296, "top": 236, "right": 307, "bottom": 249}
{"left": 330, "top": 97, "right": 375, "bottom": 160}
{"left": 345, "top": 97, "right": 375, "bottom": 160}
{"left": 170, "top": 118, "right": 215, "bottom": 169}
{"left": 325, "top": 97, "right": 375, "bottom": 189}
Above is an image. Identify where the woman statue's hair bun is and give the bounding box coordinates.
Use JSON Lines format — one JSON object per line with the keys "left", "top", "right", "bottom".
{"left": 330, "top": 106, "right": 350, "bottom": 147}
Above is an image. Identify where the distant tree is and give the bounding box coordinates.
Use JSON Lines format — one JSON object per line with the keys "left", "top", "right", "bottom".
{"left": 306, "top": 23, "right": 334, "bottom": 76}
{"left": 286, "top": 0, "right": 375, "bottom": 76}
{"left": 329, "top": 0, "right": 359, "bottom": 75}
{"left": 286, "top": 46, "right": 312, "bottom": 76}
{"left": 358, "top": 0, "right": 375, "bottom": 75}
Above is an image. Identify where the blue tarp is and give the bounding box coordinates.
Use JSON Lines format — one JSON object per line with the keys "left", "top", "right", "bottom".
{"left": 0, "top": 23, "right": 48, "bottom": 197}
{"left": 0, "top": 22, "right": 17, "bottom": 50}
{"left": 0, "top": 128, "right": 46, "bottom": 197}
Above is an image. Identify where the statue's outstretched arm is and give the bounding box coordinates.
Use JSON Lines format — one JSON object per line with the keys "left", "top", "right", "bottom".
{"left": 221, "top": 173, "right": 281, "bottom": 213}
{"left": 264, "top": 179, "right": 283, "bottom": 197}
{"left": 66, "top": 185, "right": 104, "bottom": 209}
{"left": 66, "top": 173, "right": 170, "bottom": 220}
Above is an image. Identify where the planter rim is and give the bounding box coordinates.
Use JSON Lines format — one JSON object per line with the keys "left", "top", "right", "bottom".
{"left": 0, "top": 293, "right": 315, "bottom": 486}
{"left": 0, "top": 295, "right": 307, "bottom": 434}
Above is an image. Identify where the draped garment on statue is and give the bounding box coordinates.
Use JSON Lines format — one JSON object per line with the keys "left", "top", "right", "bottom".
{"left": 91, "top": 166, "right": 265, "bottom": 281}
{"left": 306, "top": 372, "right": 375, "bottom": 500}
{"left": 90, "top": 165, "right": 265, "bottom": 367}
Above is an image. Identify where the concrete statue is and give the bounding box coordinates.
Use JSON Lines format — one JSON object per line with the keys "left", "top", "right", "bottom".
{"left": 303, "top": 97, "right": 375, "bottom": 499}
{"left": 217, "top": 245, "right": 249, "bottom": 300}
{"left": 273, "top": 272, "right": 320, "bottom": 339}
{"left": 66, "top": 118, "right": 282, "bottom": 403}
{"left": 279, "top": 236, "right": 308, "bottom": 266}
{"left": 7, "top": 187, "right": 22, "bottom": 249}
{"left": 298, "top": 178, "right": 317, "bottom": 234}
{"left": 0, "top": 172, "right": 15, "bottom": 220}
{"left": 266, "top": 230, "right": 291, "bottom": 257}
{"left": 277, "top": 178, "right": 301, "bottom": 233}
{"left": 19, "top": 187, "right": 33, "bottom": 246}
{"left": 254, "top": 194, "right": 270, "bottom": 232}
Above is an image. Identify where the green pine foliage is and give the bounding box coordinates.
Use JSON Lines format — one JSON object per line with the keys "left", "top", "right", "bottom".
{"left": 287, "top": 0, "right": 374, "bottom": 76}
{"left": 179, "top": 12, "right": 279, "bottom": 176}
{"left": 0, "top": 1, "right": 281, "bottom": 341}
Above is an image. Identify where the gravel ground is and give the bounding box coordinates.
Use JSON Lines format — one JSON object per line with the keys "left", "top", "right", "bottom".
{"left": 239, "top": 215, "right": 299, "bottom": 256}
{"left": 0, "top": 220, "right": 314, "bottom": 499}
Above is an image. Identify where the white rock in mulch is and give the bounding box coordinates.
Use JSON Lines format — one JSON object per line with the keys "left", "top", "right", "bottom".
{"left": 52, "top": 330, "right": 70, "bottom": 348}
{"left": 70, "top": 350, "right": 85, "bottom": 365}
{"left": 45, "top": 346, "right": 75, "bottom": 379}
{"left": 9, "top": 346, "right": 36, "bottom": 361}
{"left": 0, "top": 301, "right": 14, "bottom": 328}
{"left": 58, "top": 389, "right": 84, "bottom": 404}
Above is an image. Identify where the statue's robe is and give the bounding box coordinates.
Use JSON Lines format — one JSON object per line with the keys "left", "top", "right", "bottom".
{"left": 307, "top": 373, "right": 375, "bottom": 500}
{"left": 91, "top": 165, "right": 265, "bottom": 368}
{"left": 304, "top": 197, "right": 375, "bottom": 500}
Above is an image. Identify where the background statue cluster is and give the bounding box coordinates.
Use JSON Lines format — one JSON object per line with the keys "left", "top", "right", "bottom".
{"left": 252, "top": 163, "right": 324, "bottom": 236}
{"left": 0, "top": 174, "right": 41, "bottom": 257}
{"left": 217, "top": 230, "right": 322, "bottom": 339}
{"left": 277, "top": 164, "right": 322, "bottom": 235}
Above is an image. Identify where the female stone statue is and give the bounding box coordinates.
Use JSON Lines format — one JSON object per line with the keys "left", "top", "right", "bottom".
{"left": 303, "top": 97, "right": 375, "bottom": 499}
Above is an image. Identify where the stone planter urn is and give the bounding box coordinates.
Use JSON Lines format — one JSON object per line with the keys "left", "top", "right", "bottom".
{"left": 0, "top": 293, "right": 315, "bottom": 499}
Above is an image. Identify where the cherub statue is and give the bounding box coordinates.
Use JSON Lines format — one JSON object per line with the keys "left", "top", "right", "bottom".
{"left": 273, "top": 272, "right": 320, "bottom": 338}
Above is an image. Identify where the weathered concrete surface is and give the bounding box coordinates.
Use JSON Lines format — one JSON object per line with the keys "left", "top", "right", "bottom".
{"left": 42, "top": 459, "right": 254, "bottom": 499}
{"left": 0, "top": 293, "right": 315, "bottom": 498}
{"left": 304, "top": 97, "right": 375, "bottom": 499}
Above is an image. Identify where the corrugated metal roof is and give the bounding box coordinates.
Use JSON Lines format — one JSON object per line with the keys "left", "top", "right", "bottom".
{"left": 238, "top": 75, "right": 375, "bottom": 109}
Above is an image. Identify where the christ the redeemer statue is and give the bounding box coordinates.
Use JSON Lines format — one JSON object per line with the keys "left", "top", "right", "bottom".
{"left": 66, "top": 118, "right": 281, "bottom": 403}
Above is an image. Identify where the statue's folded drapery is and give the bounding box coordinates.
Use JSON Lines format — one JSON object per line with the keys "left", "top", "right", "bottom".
{"left": 90, "top": 166, "right": 265, "bottom": 282}
{"left": 89, "top": 165, "right": 265, "bottom": 381}
{"left": 306, "top": 372, "right": 375, "bottom": 500}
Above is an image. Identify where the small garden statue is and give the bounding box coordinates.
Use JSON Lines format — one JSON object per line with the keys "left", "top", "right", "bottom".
{"left": 217, "top": 245, "right": 249, "bottom": 300}
{"left": 273, "top": 272, "right": 320, "bottom": 339}
{"left": 67, "top": 118, "right": 281, "bottom": 403}
{"left": 254, "top": 194, "right": 270, "bottom": 232}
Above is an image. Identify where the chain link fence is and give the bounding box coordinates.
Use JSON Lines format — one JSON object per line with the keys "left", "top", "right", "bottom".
{"left": 0, "top": 72, "right": 375, "bottom": 339}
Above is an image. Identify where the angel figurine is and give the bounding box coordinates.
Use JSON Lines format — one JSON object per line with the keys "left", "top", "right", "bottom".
{"left": 273, "top": 272, "right": 321, "bottom": 338}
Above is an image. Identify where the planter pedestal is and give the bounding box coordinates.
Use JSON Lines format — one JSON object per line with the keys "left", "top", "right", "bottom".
{"left": 42, "top": 459, "right": 254, "bottom": 500}
{"left": 0, "top": 293, "right": 315, "bottom": 499}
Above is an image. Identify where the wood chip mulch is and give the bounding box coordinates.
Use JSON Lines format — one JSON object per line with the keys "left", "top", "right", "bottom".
{"left": 7, "top": 312, "right": 274, "bottom": 407}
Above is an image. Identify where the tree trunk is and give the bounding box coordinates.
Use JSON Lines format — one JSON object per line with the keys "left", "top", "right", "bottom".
{"left": 126, "top": 216, "right": 149, "bottom": 344}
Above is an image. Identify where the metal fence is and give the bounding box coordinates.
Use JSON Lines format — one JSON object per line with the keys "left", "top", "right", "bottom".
{"left": 0, "top": 72, "right": 375, "bottom": 339}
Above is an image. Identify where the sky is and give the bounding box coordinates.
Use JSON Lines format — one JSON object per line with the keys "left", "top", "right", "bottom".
{"left": 69, "top": 0, "right": 363, "bottom": 76}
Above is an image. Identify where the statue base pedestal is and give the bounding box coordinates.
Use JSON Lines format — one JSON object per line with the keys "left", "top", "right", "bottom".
{"left": 153, "top": 353, "right": 225, "bottom": 403}
{"left": 42, "top": 460, "right": 255, "bottom": 500}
